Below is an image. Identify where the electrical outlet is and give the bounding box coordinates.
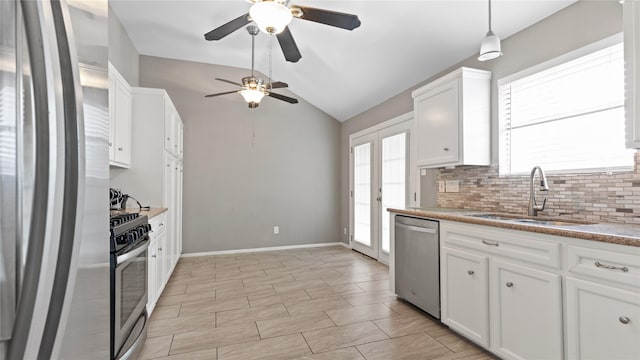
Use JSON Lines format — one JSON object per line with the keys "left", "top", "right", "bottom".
{"left": 438, "top": 181, "right": 446, "bottom": 193}
{"left": 420, "top": 169, "right": 427, "bottom": 176}
{"left": 273, "top": 226, "right": 279, "bottom": 235}
{"left": 343, "top": 227, "right": 347, "bottom": 235}
{"left": 446, "top": 180, "right": 460, "bottom": 192}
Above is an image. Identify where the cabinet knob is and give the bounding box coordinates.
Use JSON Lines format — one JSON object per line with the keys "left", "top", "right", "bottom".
{"left": 151, "top": 254, "right": 157, "bottom": 258}
{"left": 158, "top": 247, "right": 163, "bottom": 251}
{"left": 619, "top": 316, "right": 631, "bottom": 324}
{"left": 467, "top": 270, "right": 474, "bottom": 275}
{"left": 159, "top": 222, "right": 164, "bottom": 227}
{"left": 167, "top": 137, "right": 170, "bottom": 141}
{"left": 443, "top": 147, "right": 449, "bottom": 152}
{"left": 118, "top": 147, "right": 123, "bottom": 151}
{"left": 108, "top": 142, "right": 112, "bottom": 147}
{"left": 506, "top": 282, "right": 514, "bottom": 288}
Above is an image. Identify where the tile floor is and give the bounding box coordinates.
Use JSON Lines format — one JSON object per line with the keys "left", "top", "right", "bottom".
{"left": 139, "top": 246, "right": 497, "bottom": 360}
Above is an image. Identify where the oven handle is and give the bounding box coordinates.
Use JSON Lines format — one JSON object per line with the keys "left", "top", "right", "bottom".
{"left": 116, "top": 311, "right": 147, "bottom": 360}
{"left": 117, "top": 238, "right": 150, "bottom": 266}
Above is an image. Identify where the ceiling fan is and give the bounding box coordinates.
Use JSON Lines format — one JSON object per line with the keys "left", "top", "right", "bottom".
{"left": 204, "top": 0, "right": 361, "bottom": 63}
{"left": 205, "top": 25, "right": 299, "bottom": 108}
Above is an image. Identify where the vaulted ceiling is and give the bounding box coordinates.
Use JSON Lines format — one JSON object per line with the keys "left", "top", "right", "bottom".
{"left": 110, "top": 0, "right": 577, "bottom": 121}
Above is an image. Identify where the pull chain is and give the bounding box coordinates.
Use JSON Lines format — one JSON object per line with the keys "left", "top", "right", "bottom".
{"left": 268, "top": 34, "right": 274, "bottom": 88}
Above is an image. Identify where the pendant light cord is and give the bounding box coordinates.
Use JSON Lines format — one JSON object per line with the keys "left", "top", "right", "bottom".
{"left": 268, "top": 34, "right": 274, "bottom": 88}
{"left": 488, "top": 0, "right": 492, "bottom": 32}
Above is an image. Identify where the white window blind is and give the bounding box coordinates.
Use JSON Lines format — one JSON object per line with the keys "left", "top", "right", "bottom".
{"left": 498, "top": 42, "right": 635, "bottom": 175}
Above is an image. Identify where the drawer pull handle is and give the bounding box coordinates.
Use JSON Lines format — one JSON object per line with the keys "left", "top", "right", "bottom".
{"left": 159, "top": 222, "right": 164, "bottom": 227}
{"left": 482, "top": 240, "right": 499, "bottom": 247}
{"left": 595, "top": 261, "right": 629, "bottom": 272}
{"left": 619, "top": 316, "right": 631, "bottom": 324}
{"left": 151, "top": 254, "right": 157, "bottom": 258}
{"left": 467, "top": 270, "right": 474, "bottom": 275}
{"left": 118, "top": 147, "right": 123, "bottom": 151}
{"left": 506, "top": 282, "right": 514, "bottom": 288}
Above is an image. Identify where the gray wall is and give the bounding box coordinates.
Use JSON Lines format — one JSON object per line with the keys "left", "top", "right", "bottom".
{"left": 139, "top": 56, "right": 342, "bottom": 254}
{"left": 108, "top": 6, "right": 139, "bottom": 86}
{"left": 340, "top": 0, "right": 623, "bottom": 243}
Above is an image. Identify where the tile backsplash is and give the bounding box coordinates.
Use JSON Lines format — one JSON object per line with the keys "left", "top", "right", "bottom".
{"left": 437, "top": 152, "right": 640, "bottom": 224}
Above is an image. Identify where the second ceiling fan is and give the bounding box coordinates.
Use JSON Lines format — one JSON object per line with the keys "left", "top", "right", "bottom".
{"left": 204, "top": 0, "right": 361, "bottom": 63}
{"left": 205, "top": 25, "right": 299, "bottom": 108}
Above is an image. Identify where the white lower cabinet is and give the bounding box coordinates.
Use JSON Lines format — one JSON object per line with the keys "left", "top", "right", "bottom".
{"left": 490, "top": 259, "right": 563, "bottom": 360}
{"left": 147, "top": 212, "right": 170, "bottom": 315}
{"left": 441, "top": 247, "right": 490, "bottom": 347}
{"left": 566, "top": 278, "right": 640, "bottom": 360}
{"left": 436, "top": 220, "right": 640, "bottom": 360}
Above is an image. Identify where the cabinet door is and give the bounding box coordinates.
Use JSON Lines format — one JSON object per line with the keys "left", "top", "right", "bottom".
{"left": 414, "top": 79, "right": 460, "bottom": 167}
{"left": 490, "top": 259, "right": 562, "bottom": 360}
{"left": 147, "top": 237, "right": 158, "bottom": 314}
{"left": 108, "top": 76, "right": 116, "bottom": 161}
{"left": 566, "top": 277, "right": 640, "bottom": 360}
{"left": 113, "top": 79, "right": 131, "bottom": 166}
{"left": 155, "top": 230, "right": 168, "bottom": 293}
{"left": 441, "top": 247, "right": 490, "bottom": 347}
{"left": 177, "top": 162, "right": 183, "bottom": 255}
{"left": 178, "top": 121, "right": 184, "bottom": 159}
{"left": 625, "top": 0, "right": 640, "bottom": 148}
{"left": 164, "top": 100, "right": 176, "bottom": 154}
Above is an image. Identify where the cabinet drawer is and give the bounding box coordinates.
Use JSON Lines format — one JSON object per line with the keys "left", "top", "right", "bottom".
{"left": 567, "top": 245, "right": 640, "bottom": 288}
{"left": 149, "top": 212, "right": 167, "bottom": 237}
{"left": 441, "top": 222, "right": 561, "bottom": 269}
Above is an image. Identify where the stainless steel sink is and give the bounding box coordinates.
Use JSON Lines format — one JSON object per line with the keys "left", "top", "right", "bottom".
{"left": 468, "top": 213, "right": 592, "bottom": 226}
{"left": 513, "top": 219, "right": 584, "bottom": 226}
{"left": 468, "top": 213, "right": 521, "bottom": 221}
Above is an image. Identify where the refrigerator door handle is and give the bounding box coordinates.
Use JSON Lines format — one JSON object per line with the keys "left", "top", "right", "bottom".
{"left": 38, "top": 0, "right": 85, "bottom": 358}
{"left": 8, "top": 1, "right": 52, "bottom": 359}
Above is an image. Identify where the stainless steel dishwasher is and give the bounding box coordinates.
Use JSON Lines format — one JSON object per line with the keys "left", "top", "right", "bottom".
{"left": 395, "top": 215, "right": 440, "bottom": 319}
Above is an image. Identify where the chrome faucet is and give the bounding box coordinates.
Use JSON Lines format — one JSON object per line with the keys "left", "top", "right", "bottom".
{"left": 528, "top": 166, "right": 550, "bottom": 216}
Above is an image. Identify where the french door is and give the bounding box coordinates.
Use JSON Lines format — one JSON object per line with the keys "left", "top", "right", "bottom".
{"left": 350, "top": 119, "right": 412, "bottom": 264}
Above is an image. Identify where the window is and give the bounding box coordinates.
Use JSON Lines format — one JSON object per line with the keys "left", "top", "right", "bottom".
{"left": 498, "top": 39, "right": 635, "bottom": 175}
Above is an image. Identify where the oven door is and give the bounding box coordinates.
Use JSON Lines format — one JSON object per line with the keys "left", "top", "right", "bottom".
{"left": 114, "top": 238, "right": 149, "bottom": 358}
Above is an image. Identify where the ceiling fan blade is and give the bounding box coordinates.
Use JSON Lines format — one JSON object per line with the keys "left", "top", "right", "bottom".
{"left": 269, "top": 81, "right": 288, "bottom": 89}
{"left": 204, "top": 13, "right": 251, "bottom": 40}
{"left": 204, "top": 90, "right": 239, "bottom": 98}
{"left": 293, "top": 6, "right": 361, "bottom": 30}
{"left": 215, "top": 78, "right": 242, "bottom": 86}
{"left": 268, "top": 92, "right": 299, "bottom": 104}
{"left": 276, "top": 27, "right": 302, "bottom": 63}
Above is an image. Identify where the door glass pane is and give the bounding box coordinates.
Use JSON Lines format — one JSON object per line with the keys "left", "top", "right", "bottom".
{"left": 381, "top": 133, "right": 406, "bottom": 254}
{"left": 353, "top": 143, "right": 371, "bottom": 246}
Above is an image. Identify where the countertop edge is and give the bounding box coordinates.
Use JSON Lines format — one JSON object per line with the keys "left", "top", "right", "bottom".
{"left": 110, "top": 207, "right": 168, "bottom": 219}
{"left": 388, "top": 208, "right": 640, "bottom": 248}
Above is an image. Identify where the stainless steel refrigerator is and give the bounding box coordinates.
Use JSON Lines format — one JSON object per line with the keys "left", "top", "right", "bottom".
{"left": 0, "top": 0, "right": 109, "bottom": 359}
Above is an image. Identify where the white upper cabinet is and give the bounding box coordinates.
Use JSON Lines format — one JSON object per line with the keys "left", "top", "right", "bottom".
{"left": 625, "top": 0, "right": 640, "bottom": 148}
{"left": 108, "top": 63, "right": 132, "bottom": 167}
{"left": 412, "top": 67, "right": 491, "bottom": 168}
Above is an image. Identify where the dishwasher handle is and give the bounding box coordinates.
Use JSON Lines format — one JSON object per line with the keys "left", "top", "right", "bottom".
{"left": 396, "top": 223, "right": 438, "bottom": 234}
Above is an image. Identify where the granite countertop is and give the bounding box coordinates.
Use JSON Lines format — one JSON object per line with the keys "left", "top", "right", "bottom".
{"left": 110, "top": 207, "right": 167, "bottom": 219}
{"left": 389, "top": 207, "right": 640, "bottom": 248}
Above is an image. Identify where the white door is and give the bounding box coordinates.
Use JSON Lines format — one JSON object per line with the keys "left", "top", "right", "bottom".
{"left": 351, "top": 133, "right": 378, "bottom": 258}
{"left": 350, "top": 120, "right": 411, "bottom": 262}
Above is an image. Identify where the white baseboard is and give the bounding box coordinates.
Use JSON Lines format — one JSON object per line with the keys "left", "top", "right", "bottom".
{"left": 181, "top": 241, "right": 350, "bottom": 258}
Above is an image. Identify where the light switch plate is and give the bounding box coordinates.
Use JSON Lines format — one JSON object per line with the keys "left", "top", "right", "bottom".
{"left": 445, "top": 180, "right": 460, "bottom": 192}
{"left": 273, "top": 226, "right": 279, "bottom": 235}
{"left": 438, "top": 181, "right": 446, "bottom": 193}
{"left": 420, "top": 169, "right": 427, "bottom": 176}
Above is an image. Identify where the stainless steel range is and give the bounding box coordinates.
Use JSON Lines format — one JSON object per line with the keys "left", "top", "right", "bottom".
{"left": 110, "top": 213, "right": 151, "bottom": 359}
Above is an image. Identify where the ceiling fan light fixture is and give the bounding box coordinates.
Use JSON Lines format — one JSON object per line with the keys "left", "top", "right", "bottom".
{"left": 478, "top": 30, "right": 502, "bottom": 61}
{"left": 478, "top": 0, "right": 502, "bottom": 62}
{"left": 249, "top": 1, "right": 292, "bottom": 34}
{"left": 240, "top": 88, "right": 266, "bottom": 105}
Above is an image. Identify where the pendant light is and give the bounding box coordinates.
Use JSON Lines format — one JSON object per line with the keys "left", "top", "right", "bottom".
{"left": 478, "top": 0, "right": 502, "bottom": 61}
